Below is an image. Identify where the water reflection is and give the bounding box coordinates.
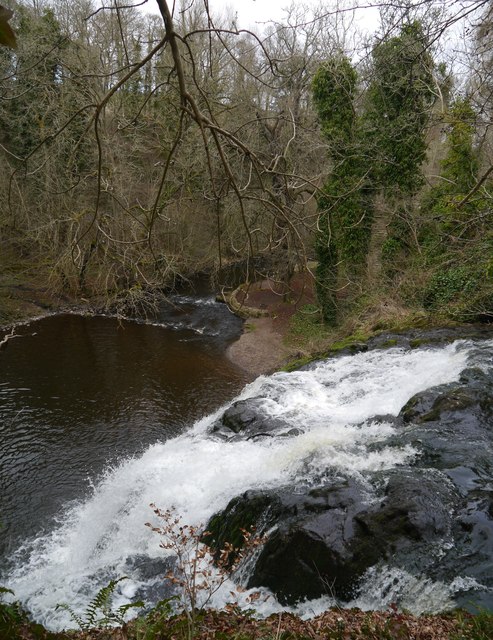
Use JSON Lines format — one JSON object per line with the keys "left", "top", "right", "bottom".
{"left": 0, "top": 312, "right": 248, "bottom": 557}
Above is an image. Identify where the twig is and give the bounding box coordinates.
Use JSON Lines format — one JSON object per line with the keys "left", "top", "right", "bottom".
{"left": 0, "top": 329, "right": 20, "bottom": 350}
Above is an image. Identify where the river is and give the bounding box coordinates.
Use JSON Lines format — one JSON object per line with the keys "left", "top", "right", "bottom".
{"left": 1, "top": 302, "right": 492, "bottom": 630}
{"left": 0, "top": 297, "right": 247, "bottom": 561}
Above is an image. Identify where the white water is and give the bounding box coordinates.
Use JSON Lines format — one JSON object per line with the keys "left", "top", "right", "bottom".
{"left": 3, "top": 340, "right": 486, "bottom": 629}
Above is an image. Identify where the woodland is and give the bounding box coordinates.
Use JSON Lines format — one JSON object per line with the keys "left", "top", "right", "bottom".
{"left": 0, "top": 0, "right": 491, "bottom": 332}
{"left": 1, "top": 1, "right": 493, "bottom": 639}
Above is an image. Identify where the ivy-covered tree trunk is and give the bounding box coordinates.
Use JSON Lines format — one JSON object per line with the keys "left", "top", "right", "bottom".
{"left": 364, "top": 21, "right": 435, "bottom": 282}
{"left": 363, "top": 21, "right": 434, "bottom": 196}
{"left": 312, "top": 24, "right": 434, "bottom": 325}
{"left": 312, "top": 55, "right": 372, "bottom": 324}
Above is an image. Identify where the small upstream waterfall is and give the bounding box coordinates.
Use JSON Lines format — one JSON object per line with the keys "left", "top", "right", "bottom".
{"left": 3, "top": 337, "right": 493, "bottom": 629}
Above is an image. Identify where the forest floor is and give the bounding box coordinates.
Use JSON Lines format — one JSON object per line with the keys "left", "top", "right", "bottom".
{"left": 0, "top": 252, "right": 82, "bottom": 327}
{"left": 2, "top": 603, "right": 491, "bottom": 640}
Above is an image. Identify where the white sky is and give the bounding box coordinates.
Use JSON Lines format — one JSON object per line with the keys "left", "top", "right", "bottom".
{"left": 144, "top": 0, "right": 380, "bottom": 34}
{"left": 208, "top": 0, "right": 315, "bottom": 29}
{"left": 143, "top": 1, "right": 313, "bottom": 25}
{"left": 141, "top": 1, "right": 473, "bottom": 71}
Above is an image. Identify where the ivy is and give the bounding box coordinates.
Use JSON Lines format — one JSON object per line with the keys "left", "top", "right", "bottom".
{"left": 312, "top": 25, "right": 434, "bottom": 324}
{"left": 312, "top": 56, "right": 358, "bottom": 154}
{"left": 416, "top": 97, "right": 493, "bottom": 320}
{"left": 423, "top": 267, "right": 477, "bottom": 309}
{"left": 381, "top": 208, "right": 414, "bottom": 277}
{"left": 363, "top": 21, "right": 434, "bottom": 195}
{"left": 312, "top": 56, "right": 373, "bottom": 324}
{"left": 419, "top": 98, "right": 486, "bottom": 255}
{"left": 439, "top": 98, "right": 479, "bottom": 195}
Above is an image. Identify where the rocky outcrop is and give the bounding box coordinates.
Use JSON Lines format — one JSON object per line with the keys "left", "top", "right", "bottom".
{"left": 206, "top": 469, "right": 464, "bottom": 604}
{"left": 206, "top": 335, "right": 493, "bottom": 609}
{"left": 247, "top": 478, "right": 380, "bottom": 603}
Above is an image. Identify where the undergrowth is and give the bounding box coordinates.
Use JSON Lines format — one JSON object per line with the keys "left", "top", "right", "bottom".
{"left": 56, "top": 577, "right": 144, "bottom": 631}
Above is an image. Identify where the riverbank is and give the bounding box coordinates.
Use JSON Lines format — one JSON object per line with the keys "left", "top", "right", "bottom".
{"left": 1, "top": 273, "right": 488, "bottom": 379}
{"left": 224, "top": 274, "right": 320, "bottom": 375}
{"left": 0, "top": 272, "right": 305, "bottom": 375}
{"left": 221, "top": 275, "right": 458, "bottom": 377}
{"left": 2, "top": 599, "right": 491, "bottom": 639}
{"left": 0, "top": 271, "right": 94, "bottom": 330}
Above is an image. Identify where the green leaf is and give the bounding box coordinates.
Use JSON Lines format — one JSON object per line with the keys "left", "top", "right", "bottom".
{"left": 0, "top": 5, "right": 17, "bottom": 49}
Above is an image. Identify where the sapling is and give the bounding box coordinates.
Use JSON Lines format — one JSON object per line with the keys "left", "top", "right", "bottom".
{"left": 145, "top": 503, "right": 264, "bottom": 638}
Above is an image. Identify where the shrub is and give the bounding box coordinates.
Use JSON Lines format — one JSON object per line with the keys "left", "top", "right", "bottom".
{"left": 423, "top": 267, "right": 477, "bottom": 310}
{"left": 145, "top": 504, "right": 263, "bottom": 638}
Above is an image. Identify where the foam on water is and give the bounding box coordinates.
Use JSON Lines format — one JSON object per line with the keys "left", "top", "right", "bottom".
{"left": 3, "top": 340, "right": 484, "bottom": 629}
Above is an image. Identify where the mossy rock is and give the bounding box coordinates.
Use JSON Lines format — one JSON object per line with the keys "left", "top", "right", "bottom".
{"left": 204, "top": 491, "right": 286, "bottom": 556}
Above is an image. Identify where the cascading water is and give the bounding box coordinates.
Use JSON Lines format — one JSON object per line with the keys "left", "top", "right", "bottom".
{"left": 3, "top": 331, "right": 492, "bottom": 630}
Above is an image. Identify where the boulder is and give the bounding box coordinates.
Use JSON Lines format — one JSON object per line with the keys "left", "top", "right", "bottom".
{"left": 356, "top": 470, "right": 459, "bottom": 553}
{"left": 206, "top": 469, "right": 467, "bottom": 605}
{"left": 207, "top": 477, "right": 384, "bottom": 603}
{"left": 211, "top": 398, "right": 297, "bottom": 440}
{"left": 396, "top": 369, "right": 493, "bottom": 474}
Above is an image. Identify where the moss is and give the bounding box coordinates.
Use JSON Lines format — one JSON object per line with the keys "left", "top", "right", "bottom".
{"left": 281, "top": 354, "right": 322, "bottom": 372}
{"left": 204, "top": 494, "right": 281, "bottom": 558}
{"left": 409, "top": 338, "right": 427, "bottom": 348}
{"left": 380, "top": 339, "right": 398, "bottom": 348}
{"left": 327, "top": 331, "right": 369, "bottom": 353}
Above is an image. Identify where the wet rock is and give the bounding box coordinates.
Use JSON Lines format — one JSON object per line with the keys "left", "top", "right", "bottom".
{"left": 358, "top": 470, "right": 459, "bottom": 547}
{"left": 453, "top": 499, "right": 493, "bottom": 582}
{"left": 366, "top": 365, "right": 493, "bottom": 606}
{"left": 400, "top": 371, "right": 491, "bottom": 425}
{"left": 401, "top": 387, "right": 478, "bottom": 424}
{"left": 221, "top": 399, "right": 266, "bottom": 433}
{"left": 207, "top": 478, "right": 385, "bottom": 603}
{"left": 366, "top": 326, "right": 493, "bottom": 353}
{"left": 254, "top": 471, "right": 461, "bottom": 602}
{"left": 125, "top": 554, "right": 174, "bottom": 581}
{"left": 397, "top": 369, "right": 493, "bottom": 476}
{"left": 124, "top": 555, "right": 178, "bottom": 605}
{"left": 211, "top": 398, "right": 291, "bottom": 440}
{"left": 249, "top": 482, "right": 384, "bottom": 603}
{"left": 204, "top": 491, "right": 288, "bottom": 552}
{"left": 206, "top": 469, "right": 470, "bottom": 605}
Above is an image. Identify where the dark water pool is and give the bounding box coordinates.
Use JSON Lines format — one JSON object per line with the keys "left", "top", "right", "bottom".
{"left": 0, "top": 305, "right": 248, "bottom": 559}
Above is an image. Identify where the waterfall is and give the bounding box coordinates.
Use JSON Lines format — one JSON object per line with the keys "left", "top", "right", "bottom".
{"left": 3, "top": 338, "right": 492, "bottom": 630}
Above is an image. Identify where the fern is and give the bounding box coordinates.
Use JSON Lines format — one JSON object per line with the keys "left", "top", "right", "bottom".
{"left": 0, "top": 586, "right": 30, "bottom": 632}
{"left": 56, "top": 577, "right": 144, "bottom": 630}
